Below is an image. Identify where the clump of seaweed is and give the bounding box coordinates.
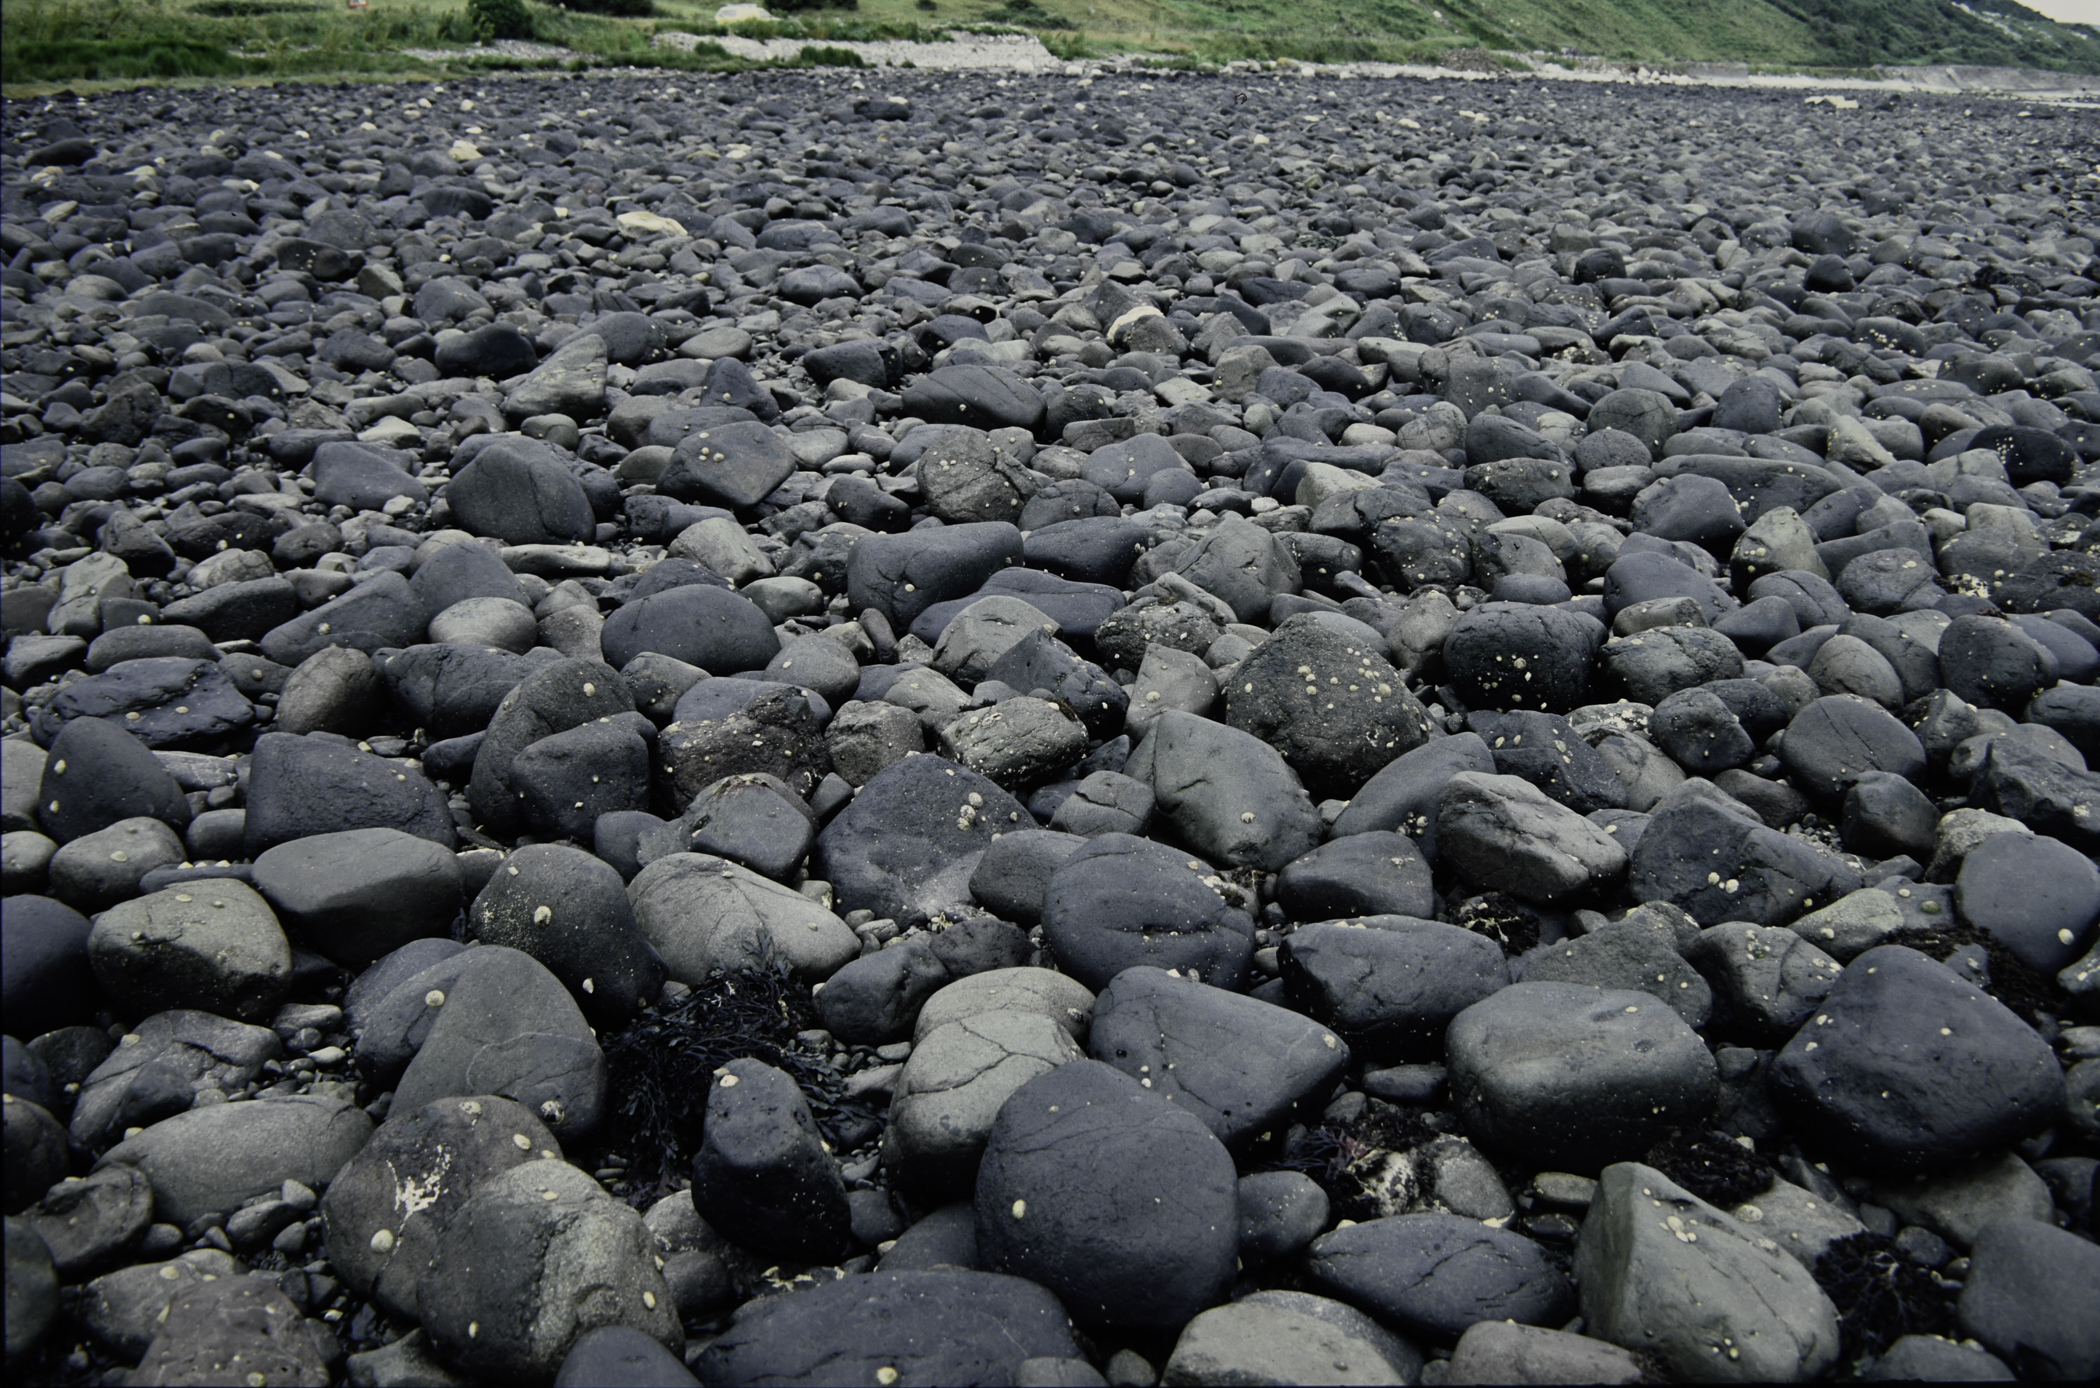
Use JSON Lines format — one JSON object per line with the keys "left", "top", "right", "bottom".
{"left": 1261, "top": 1100, "right": 1445, "bottom": 1222}
{"left": 1890, "top": 923, "right": 2064, "bottom": 1025}
{"left": 1814, "top": 1231, "right": 1959, "bottom": 1364}
{"left": 1644, "top": 1129, "right": 1776, "bottom": 1209}
{"left": 1452, "top": 892, "right": 1544, "bottom": 956}
{"left": 599, "top": 958, "right": 881, "bottom": 1197}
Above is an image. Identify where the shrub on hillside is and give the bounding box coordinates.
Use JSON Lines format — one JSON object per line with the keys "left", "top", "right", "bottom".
{"left": 470, "top": 0, "right": 533, "bottom": 40}
{"left": 556, "top": 0, "right": 655, "bottom": 16}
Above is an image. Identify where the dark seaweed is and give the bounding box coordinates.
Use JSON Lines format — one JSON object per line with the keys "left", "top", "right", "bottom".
{"left": 1814, "top": 1230, "right": 1960, "bottom": 1364}
{"left": 598, "top": 959, "right": 883, "bottom": 1199}
{"left": 1644, "top": 1129, "right": 1777, "bottom": 1209}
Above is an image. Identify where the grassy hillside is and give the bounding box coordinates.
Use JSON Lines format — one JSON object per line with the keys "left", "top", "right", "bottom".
{"left": 2, "top": 0, "right": 2096, "bottom": 93}
{"left": 905, "top": 0, "right": 2100, "bottom": 71}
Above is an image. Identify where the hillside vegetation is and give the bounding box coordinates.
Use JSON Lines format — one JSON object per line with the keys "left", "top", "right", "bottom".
{"left": 3, "top": 0, "right": 2096, "bottom": 93}
{"left": 932, "top": 0, "right": 2100, "bottom": 71}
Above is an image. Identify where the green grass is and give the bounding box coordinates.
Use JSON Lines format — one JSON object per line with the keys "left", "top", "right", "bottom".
{"left": 3, "top": 0, "right": 2095, "bottom": 92}
{"left": 0, "top": 0, "right": 915, "bottom": 90}
{"left": 826, "top": 0, "right": 2100, "bottom": 71}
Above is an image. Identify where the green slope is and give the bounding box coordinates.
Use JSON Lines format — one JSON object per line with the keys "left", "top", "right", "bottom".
{"left": 857, "top": 0, "right": 2100, "bottom": 72}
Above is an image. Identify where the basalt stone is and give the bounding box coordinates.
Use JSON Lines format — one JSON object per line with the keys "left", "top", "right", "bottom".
{"left": 1139, "top": 515, "right": 1301, "bottom": 625}
{"left": 1226, "top": 614, "right": 1432, "bottom": 797}
{"left": 1443, "top": 602, "right": 1606, "bottom": 713}
{"left": 509, "top": 718, "right": 655, "bottom": 844}
{"left": 409, "top": 540, "right": 530, "bottom": 613}
{"left": 657, "top": 683, "right": 832, "bottom": 809}
{"left": 1575, "top": 1162, "right": 1840, "bottom": 1384}
{"left": 1600, "top": 625, "right": 1745, "bottom": 706}
{"left": 975, "top": 1061, "right": 1237, "bottom": 1330}
{"left": 815, "top": 754, "right": 1034, "bottom": 927}
{"left": 938, "top": 697, "right": 1088, "bottom": 790}
{"left": 643, "top": 772, "right": 815, "bottom": 881}
{"left": 96, "top": 1095, "right": 372, "bottom": 1226}
{"left": 5, "top": 1102, "right": 69, "bottom": 1220}
{"left": 966, "top": 829, "right": 1087, "bottom": 927}
{"left": 378, "top": 644, "right": 544, "bottom": 740}
{"left": 1437, "top": 771, "right": 1627, "bottom": 904}
{"left": 29, "top": 656, "right": 253, "bottom": 750}
{"left": 1629, "top": 797, "right": 1861, "bottom": 927}
{"left": 1525, "top": 918, "right": 1714, "bottom": 1028}
{"left": 388, "top": 945, "right": 607, "bottom": 1140}
{"left": 19, "top": 1163, "right": 152, "bottom": 1277}
{"left": 1605, "top": 551, "right": 1735, "bottom": 627}
{"left": 446, "top": 438, "right": 596, "bottom": 546}
{"left": 1967, "top": 737, "right": 2100, "bottom": 854}
{"left": 1040, "top": 834, "right": 1255, "bottom": 991}
{"left": 1281, "top": 918, "right": 1511, "bottom": 1061}
{"left": 657, "top": 420, "right": 795, "bottom": 511}
{"left": 1471, "top": 708, "right": 1633, "bottom": 813}
{"left": 312, "top": 441, "right": 425, "bottom": 512}
{"left": 244, "top": 732, "right": 455, "bottom": 856}
{"left": 46, "top": 815, "right": 185, "bottom": 913}
{"left": 260, "top": 570, "right": 428, "bottom": 668}
{"left": 467, "top": 658, "right": 636, "bottom": 837}
{"left": 697, "top": 1270, "right": 1078, "bottom": 1387}
{"left": 469, "top": 844, "right": 666, "bottom": 1027}
{"left": 1446, "top": 982, "right": 1718, "bottom": 1173}
{"left": 1087, "top": 965, "right": 1348, "bottom": 1145}
{"left": 985, "top": 630, "right": 1128, "bottom": 741}
{"left": 1123, "top": 710, "right": 1321, "bottom": 873}
{"left": 417, "top": 1160, "right": 678, "bottom": 1386}
{"left": 1309, "top": 1213, "right": 1572, "bottom": 1344}
{"left": 129, "top": 1278, "right": 333, "bottom": 1388}
{"left": 1685, "top": 922, "right": 1843, "bottom": 1044}
{"left": 0, "top": 896, "right": 97, "bottom": 1038}
{"left": 627, "top": 853, "right": 858, "bottom": 985}
{"left": 1330, "top": 732, "right": 1498, "bottom": 855}
{"left": 35, "top": 718, "right": 187, "bottom": 844}
{"left": 556, "top": 1327, "right": 698, "bottom": 1388}
{"left": 1958, "top": 1218, "right": 2100, "bottom": 1381}
{"left": 67, "top": 1010, "right": 278, "bottom": 1153}
{"left": 903, "top": 365, "right": 1046, "bottom": 434}
{"left": 1778, "top": 694, "right": 1927, "bottom": 797}
{"left": 689, "top": 1057, "right": 853, "bottom": 1265}
{"left": 1954, "top": 832, "right": 2100, "bottom": 975}
{"left": 602, "top": 583, "right": 780, "bottom": 675}
{"left": 883, "top": 1010, "right": 1083, "bottom": 1192}
{"left": 87, "top": 879, "right": 291, "bottom": 1023}
{"left": 1769, "top": 946, "right": 2064, "bottom": 1174}
{"left": 814, "top": 938, "right": 951, "bottom": 1046}
{"left": 919, "top": 429, "right": 1041, "bottom": 524}
{"left": 321, "top": 1094, "right": 561, "bottom": 1320}
{"left": 847, "top": 521, "right": 1026, "bottom": 632}
{"left": 1162, "top": 1290, "right": 1421, "bottom": 1388}
{"left": 1273, "top": 832, "right": 1436, "bottom": 922}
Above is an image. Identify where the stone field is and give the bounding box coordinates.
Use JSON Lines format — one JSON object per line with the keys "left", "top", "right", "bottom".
{"left": 3, "top": 61, "right": 2100, "bottom": 1387}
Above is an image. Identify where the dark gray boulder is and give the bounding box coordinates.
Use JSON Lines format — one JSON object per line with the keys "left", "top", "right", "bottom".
{"left": 813, "top": 754, "right": 1034, "bottom": 927}
{"left": 469, "top": 844, "right": 666, "bottom": 1027}
{"left": 975, "top": 1061, "right": 1237, "bottom": 1329}
{"left": 1040, "top": 834, "right": 1257, "bottom": 992}
{"left": 1769, "top": 945, "right": 2063, "bottom": 1174}
{"left": 689, "top": 1058, "right": 853, "bottom": 1265}
{"left": 321, "top": 1094, "right": 561, "bottom": 1319}
{"left": 243, "top": 732, "right": 456, "bottom": 857}
{"left": 1308, "top": 1212, "right": 1572, "bottom": 1344}
{"left": 1087, "top": 966, "right": 1348, "bottom": 1147}
{"left": 1282, "top": 918, "right": 1510, "bottom": 1060}
{"left": 697, "top": 1270, "right": 1077, "bottom": 1387}
{"left": 446, "top": 437, "right": 596, "bottom": 545}
{"left": 1446, "top": 982, "right": 1717, "bottom": 1172}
